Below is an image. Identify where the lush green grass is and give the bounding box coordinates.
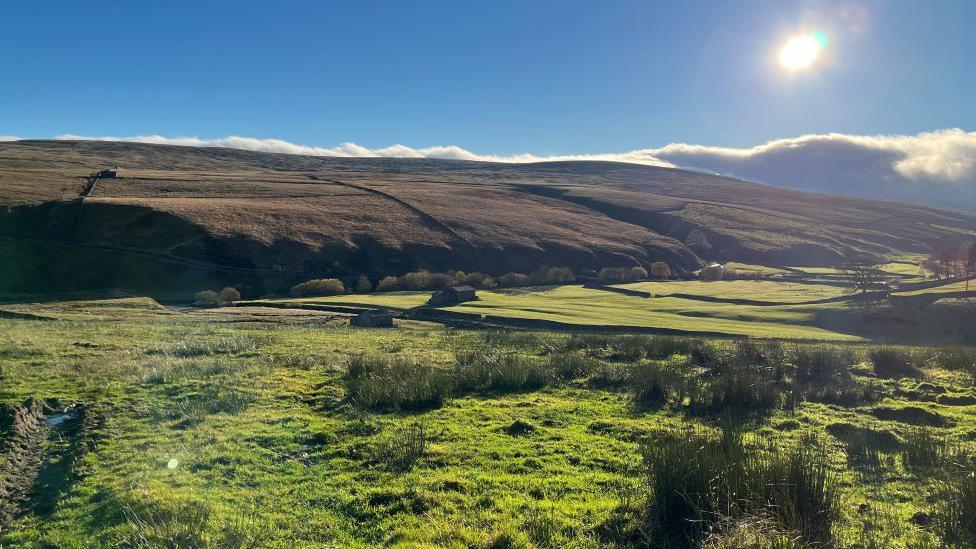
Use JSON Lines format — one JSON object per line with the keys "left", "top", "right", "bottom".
{"left": 721, "top": 262, "right": 791, "bottom": 276}
{"left": 261, "top": 291, "right": 432, "bottom": 310}
{"left": 446, "top": 285, "right": 859, "bottom": 339}
{"left": 259, "top": 280, "right": 856, "bottom": 339}
{"left": 1, "top": 302, "right": 974, "bottom": 546}
{"left": 617, "top": 279, "right": 847, "bottom": 302}
{"left": 896, "top": 279, "right": 974, "bottom": 296}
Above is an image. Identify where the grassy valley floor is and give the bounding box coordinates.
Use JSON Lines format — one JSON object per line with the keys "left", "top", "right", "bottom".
{"left": 0, "top": 300, "right": 975, "bottom": 546}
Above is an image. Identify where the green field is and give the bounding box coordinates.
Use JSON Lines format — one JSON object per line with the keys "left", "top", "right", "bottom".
{"left": 261, "top": 291, "right": 432, "bottom": 310}
{"left": 0, "top": 302, "right": 974, "bottom": 547}
{"left": 286, "top": 284, "right": 855, "bottom": 339}
{"left": 616, "top": 279, "right": 847, "bottom": 302}
{"left": 897, "top": 279, "right": 974, "bottom": 296}
{"left": 269, "top": 277, "right": 975, "bottom": 342}
{"left": 446, "top": 286, "right": 855, "bottom": 339}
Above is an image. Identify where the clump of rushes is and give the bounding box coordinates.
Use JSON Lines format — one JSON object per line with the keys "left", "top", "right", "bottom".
{"left": 452, "top": 348, "right": 553, "bottom": 393}
{"left": 547, "top": 351, "right": 601, "bottom": 380}
{"left": 345, "top": 354, "right": 452, "bottom": 411}
{"left": 372, "top": 422, "right": 428, "bottom": 471}
{"left": 869, "top": 347, "right": 923, "bottom": 379}
{"left": 934, "top": 466, "right": 976, "bottom": 548}
{"left": 563, "top": 334, "right": 696, "bottom": 361}
{"left": 641, "top": 428, "right": 838, "bottom": 548}
{"left": 900, "top": 426, "right": 962, "bottom": 475}
{"left": 629, "top": 357, "right": 692, "bottom": 407}
{"left": 790, "top": 345, "right": 857, "bottom": 386}
{"left": 691, "top": 343, "right": 784, "bottom": 416}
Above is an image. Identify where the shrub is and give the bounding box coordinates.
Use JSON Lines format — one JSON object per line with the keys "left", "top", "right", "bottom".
{"left": 869, "top": 348, "right": 922, "bottom": 378}
{"left": 686, "top": 229, "right": 712, "bottom": 256}
{"left": 194, "top": 290, "right": 220, "bottom": 308}
{"left": 452, "top": 349, "right": 553, "bottom": 393}
{"left": 700, "top": 264, "right": 724, "bottom": 281}
{"left": 528, "top": 266, "right": 575, "bottom": 285}
{"left": 464, "top": 272, "right": 497, "bottom": 289}
{"left": 217, "top": 286, "right": 240, "bottom": 305}
{"left": 290, "top": 278, "right": 345, "bottom": 297}
{"left": 376, "top": 276, "right": 399, "bottom": 292}
{"left": 499, "top": 272, "right": 529, "bottom": 287}
{"left": 345, "top": 354, "right": 452, "bottom": 410}
{"left": 398, "top": 270, "right": 454, "bottom": 290}
{"left": 355, "top": 275, "right": 373, "bottom": 293}
{"left": 650, "top": 261, "right": 672, "bottom": 279}
{"left": 597, "top": 266, "right": 647, "bottom": 283}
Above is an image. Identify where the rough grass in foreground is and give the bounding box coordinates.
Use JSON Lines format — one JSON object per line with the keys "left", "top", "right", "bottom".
{"left": 639, "top": 428, "right": 838, "bottom": 548}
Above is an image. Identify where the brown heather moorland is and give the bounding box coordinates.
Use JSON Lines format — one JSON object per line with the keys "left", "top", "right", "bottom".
{"left": 2, "top": 139, "right": 975, "bottom": 297}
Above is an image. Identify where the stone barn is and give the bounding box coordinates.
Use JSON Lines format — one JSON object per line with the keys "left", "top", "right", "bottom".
{"left": 429, "top": 285, "right": 477, "bottom": 306}
{"left": 349, "top": 309, "right": 394, "bottom": 328}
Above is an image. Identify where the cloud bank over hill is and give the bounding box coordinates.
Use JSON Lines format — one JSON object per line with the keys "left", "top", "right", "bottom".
{"left": 650, "top": 130, "right": 976, "bottom": 211}
{"left": 16, "top": 129, "right": 976, "bottom": 210}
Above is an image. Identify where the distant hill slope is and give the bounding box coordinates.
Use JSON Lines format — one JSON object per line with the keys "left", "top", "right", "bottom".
{"left": 2, "top": 140, "right": 974, "bottom": 297}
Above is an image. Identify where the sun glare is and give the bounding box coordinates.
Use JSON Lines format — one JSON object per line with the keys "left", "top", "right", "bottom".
{"left": 779, "top": 33, "right": 824, "bottom": 71}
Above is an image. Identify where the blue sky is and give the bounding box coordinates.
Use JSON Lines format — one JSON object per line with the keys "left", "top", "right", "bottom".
{"left": 2, "top": 0, "right": 974, "bottom": 155}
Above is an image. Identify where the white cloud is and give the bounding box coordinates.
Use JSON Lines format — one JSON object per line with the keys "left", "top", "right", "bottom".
{"left": 51, "top": 133, "right": 677, "bottom": 167}
{"left": 648, "top": 129, "right": 976, "bottom": 210}
{"left": 46, "top": 128, "right": 976, "bottom": 210}
{"left": 0, "top": 136, "right": 20, "bottom": 141}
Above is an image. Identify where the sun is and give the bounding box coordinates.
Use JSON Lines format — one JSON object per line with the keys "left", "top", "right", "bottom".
{"left": 779, "top": 33, "right": 825, "bottom": 71}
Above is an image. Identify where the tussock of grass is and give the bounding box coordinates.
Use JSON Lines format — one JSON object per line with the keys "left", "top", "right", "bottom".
{"left": 791, "top": 345, "right": 857, "bottom": 386}
{"left": 372, "top": 422, "right": 428, "bottom": 471}
{"left": 934, "top": 467, "right": 976, "bottom": 548}
{"left": 452, "top": 349, "right": 553, "bottom": 393}
{"left": 640, "top": 428, "right": 838, "bottom": 548}
{"left": 564, "top": 334, "right": 696, "bottom": 361}
{"left": 345, "top": 354, "right": 452, "bottom": 411}
{"left": 629, "top": 358, "right": 692, "bottom": 407}
{"left": 826, "top": 422, "right": 900, "bottom": 467}
{"left": 0, "top": 339, "right": 47, "bottom": 359}
{"left": 900, "top": 426, "right": 962, "bottom": 475}
{"left": 167, "top": 383, "right": 253, "bottom": 426}
{"left": 547, "top": 351, "right": 602, "bottom": 380}
{"left": 148, "top": 335, "right": 263, "bottom": 358}
{"left": 870, "top": 347, "right": 924, "bottom": 379}
{"left": 116, "top": 499, "right": 267, "bottom": 548}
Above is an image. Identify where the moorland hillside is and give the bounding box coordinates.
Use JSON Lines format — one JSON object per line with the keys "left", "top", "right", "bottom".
{"left": 2, "top": 140, "right": 975, "bottom": 296}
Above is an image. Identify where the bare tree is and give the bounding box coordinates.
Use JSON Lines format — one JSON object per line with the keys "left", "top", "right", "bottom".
{"left": 842, "top": 259, "right": 886, "bottom": 305}
{"left": 966, "top": 242, "right": 976, "bottom": 294}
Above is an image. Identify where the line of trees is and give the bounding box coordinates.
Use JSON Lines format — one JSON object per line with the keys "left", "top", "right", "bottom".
{"left": 922, "top": 241, "right": 976, "bottom": 282}
{"left": 286, "top": 262, "right": 678, "bottom": 297}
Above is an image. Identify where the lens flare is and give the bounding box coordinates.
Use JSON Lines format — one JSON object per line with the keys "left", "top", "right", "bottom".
{"left": 779, "top": 32, "right": 825, "bottom": 71}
